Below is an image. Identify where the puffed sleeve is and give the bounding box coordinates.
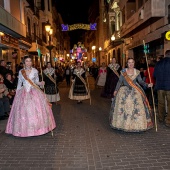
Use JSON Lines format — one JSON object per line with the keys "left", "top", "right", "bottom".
{"left": 16, "top": 70, "right": 23, "bottom": 90}
{"left": 34, "top": 69, "right": 41, "bottom": 86}
{"left": 115, "top": 74, "right": 123, "bottom": 91}
{"left": 137, "top": 74, "right": 148, "bottom": 87}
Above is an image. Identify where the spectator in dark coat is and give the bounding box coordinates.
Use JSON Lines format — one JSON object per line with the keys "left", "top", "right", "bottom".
{"left": 0, "top": 60, "right": 8, "bottom": 78}
{"left": 154, "top": 50, "right": 170, "bottom": 127}
{"left": 6, "top": 63, "right": 13, "bottom": 77}
{"left": 0, "top": 74, "right": 10, "bottom": 120}
{"left": 4, "top": 73, "right": 16, "bottom": 105}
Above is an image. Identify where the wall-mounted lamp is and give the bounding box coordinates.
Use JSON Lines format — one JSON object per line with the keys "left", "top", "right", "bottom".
{"left": 0, "top": 32, "right": 4, "bottom": 36}
{"left": 111, "top": 35, "right": 115, "bottom": 41}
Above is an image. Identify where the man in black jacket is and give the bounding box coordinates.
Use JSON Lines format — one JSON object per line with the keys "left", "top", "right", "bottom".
{"left": 0, "top": 60, "right": 8, "bottom": 78}
{"left": 154, "top": 50, "right": 170, "bottom": 127}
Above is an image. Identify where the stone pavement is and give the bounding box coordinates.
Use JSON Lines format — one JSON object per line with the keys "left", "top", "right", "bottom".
{"left": 0, "top": 76, "right": 170, "bottom": 170}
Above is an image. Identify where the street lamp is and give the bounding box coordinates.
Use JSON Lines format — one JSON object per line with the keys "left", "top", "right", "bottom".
{"left": 92, "top": 46, "right": 96, "bottom": 51}
{"left": 99, "top": 47, "right": 102, "bottom": 51}
{"left": 45, "top": 20, "right": 51, "bottom": 32}
{"left": 45, "top": 20, "right": 54, "bottom": 65}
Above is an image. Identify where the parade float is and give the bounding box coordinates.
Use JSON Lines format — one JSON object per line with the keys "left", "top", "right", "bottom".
{"left": 70, "top": 42, "right": 88, "bottom": 62}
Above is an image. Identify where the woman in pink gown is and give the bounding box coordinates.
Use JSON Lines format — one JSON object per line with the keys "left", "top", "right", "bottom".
{"left": 6, "top": 56, "right": 56, "bottom": 137}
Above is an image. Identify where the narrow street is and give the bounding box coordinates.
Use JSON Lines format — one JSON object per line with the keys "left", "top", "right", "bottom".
{"left": 0, "top": 76, "right": 170, "bottom": 170}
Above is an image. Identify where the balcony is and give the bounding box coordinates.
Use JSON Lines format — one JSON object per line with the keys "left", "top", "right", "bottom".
{"left": 120, "top": 0, "right": 165, "bottom": 37}
{"left": 0, "top": 6, "right": 26, "bottom": 38}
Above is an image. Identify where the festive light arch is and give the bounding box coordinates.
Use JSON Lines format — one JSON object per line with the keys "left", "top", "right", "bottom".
{"left": 61, "top": 23, "right": 97, "bottom": 31}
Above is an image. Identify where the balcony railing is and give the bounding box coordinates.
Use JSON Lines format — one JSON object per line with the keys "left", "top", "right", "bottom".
{"left": 120, "top": 0, "right": 165, "bottom": 37}
{"left": 0, "top": 6, "right": 26, "bottom": 37}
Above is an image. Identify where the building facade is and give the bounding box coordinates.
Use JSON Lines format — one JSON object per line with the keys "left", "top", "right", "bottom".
{"left": 103, "top": 0, "right": 170, "bottom": 67}
{"left": 0, "top": 0, "right": 26, "bottom": 71}
{"left": 0, "top": 0, "right": 70, "bottom": 72}
{"left": 87, "top": 0, "right": 170, "bottom": 68}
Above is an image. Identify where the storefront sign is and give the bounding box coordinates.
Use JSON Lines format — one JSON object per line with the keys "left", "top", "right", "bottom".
{"left": 92, "top": 58, "right": 96, "bottom": 62}
{"left": 165, "top": 31, "right": 170, "bottom": 40}
{"left": 0, "top": 33, "right": 19, "bottom": 48}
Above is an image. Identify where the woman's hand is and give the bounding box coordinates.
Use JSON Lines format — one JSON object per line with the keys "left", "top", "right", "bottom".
{"left": 113, "top": 91, "right": 117, "bottom": 96}
{"left": 148, "top": 83, "right": 153, "bottom": 87}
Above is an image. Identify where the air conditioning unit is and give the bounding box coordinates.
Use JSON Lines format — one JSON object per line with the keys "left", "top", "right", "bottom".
{"left": 139, "top": 9, "right": 144, "bottom": 19}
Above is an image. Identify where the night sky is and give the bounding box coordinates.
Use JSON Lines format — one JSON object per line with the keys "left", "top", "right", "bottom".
{"left": 55, "top": 0, "right": 92, "bottom": 49}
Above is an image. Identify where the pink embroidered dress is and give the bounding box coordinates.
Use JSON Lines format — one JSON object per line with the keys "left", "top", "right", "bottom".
{"left": 5, "top": 68, "right": 56, "bottom": 137}
{"left": 97, "top": 67, "right": 107, "bottom": 86}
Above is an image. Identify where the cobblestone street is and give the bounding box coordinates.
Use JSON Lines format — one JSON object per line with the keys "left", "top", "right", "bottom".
{"left": 0, "top": 76, "right": 170, "bottom": 170}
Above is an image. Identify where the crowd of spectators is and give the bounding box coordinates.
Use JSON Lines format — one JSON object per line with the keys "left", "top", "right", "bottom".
{"left": 0, "top": 60, "right": 23, "bottom": 120}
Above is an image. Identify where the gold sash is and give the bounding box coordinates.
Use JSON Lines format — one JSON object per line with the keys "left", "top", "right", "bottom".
{"left": 75, "top": 71, "right": 86, "bottom": 85}
{"left": 21, "top": 69, "right": 52, "bottom": 108}
{"left": 109, "top": 65, "right": 120, "bottom": 78}
{"left": 74, "top": 71, "right": 89, "bottom": 93}
{"left": 122, "top": 71, "right": 151, "bottom": 111}
{"left": 44, "top": 72, "right": 59, "bottom": 93}
{"left": 45, "top": 73, "right": 56, "bottom": 85}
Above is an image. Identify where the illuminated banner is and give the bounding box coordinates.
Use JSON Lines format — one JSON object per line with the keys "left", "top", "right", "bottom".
{"left": 61, "top": 23, "right": 97, "bottom": 31}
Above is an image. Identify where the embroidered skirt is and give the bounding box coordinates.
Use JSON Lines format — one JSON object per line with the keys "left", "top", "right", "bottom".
{"left": 110, "top": 86, "right": 153, "bottom": 132}
{"left": 6, "top": 87, "right": 56, "bottom": 137}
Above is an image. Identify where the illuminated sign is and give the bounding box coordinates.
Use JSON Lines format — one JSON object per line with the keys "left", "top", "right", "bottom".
{"left": 92, "top": 58, "right": 96, "bottom": 62}
{"left": 61, "top": 23, "right": 97, "bottom": 31}
{"left": 165, "top": 31, "right": 170, "bottom": 40}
